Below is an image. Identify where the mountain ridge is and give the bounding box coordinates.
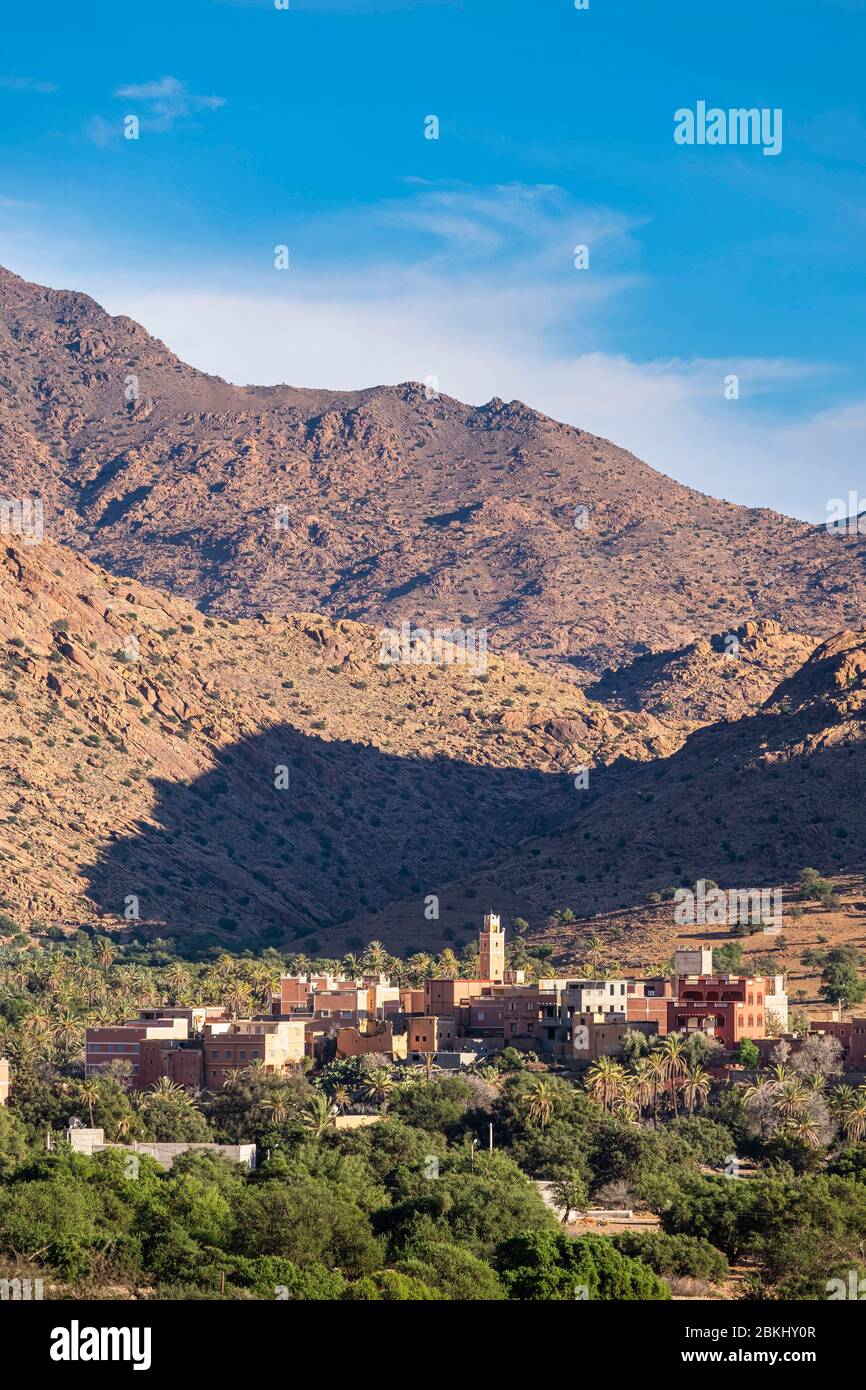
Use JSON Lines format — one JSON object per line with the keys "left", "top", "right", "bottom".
{"left": 2, "top": 263, "right": 866, "bottom": 677}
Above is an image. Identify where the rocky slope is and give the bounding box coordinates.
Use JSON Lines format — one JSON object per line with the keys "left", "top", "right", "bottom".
{"left": 587, "top": 620, "right": 820, "bottom": 724}
{"left": 2, "top": 264, "right": 866, "bottom": 678}
{"left": 331, "top": 630, "right": 866, "bottom": 953}
{"left": 0, "top": 539, "right": 678, "bottom": 950}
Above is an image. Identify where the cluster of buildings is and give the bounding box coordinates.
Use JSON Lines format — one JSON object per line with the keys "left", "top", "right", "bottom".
{"left": 75, "top": 918, "right": 799, "bottom": 1090}
{"left": 0, "top": 916, "right": 863, "bottom": 1113}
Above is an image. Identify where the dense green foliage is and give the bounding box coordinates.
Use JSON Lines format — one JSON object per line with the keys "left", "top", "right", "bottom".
{"left": 0, "top": 933, "right": 865, "bottom": 1299}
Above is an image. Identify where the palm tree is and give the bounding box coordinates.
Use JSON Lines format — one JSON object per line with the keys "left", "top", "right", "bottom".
{"left": 831, "top": 1085, "right": 866, "bottom": 1142}
{"left": 301, "top": 1092, "right": 338, "bottom": 1138}
{"left": 436, "top": 949, "right": 460, "bottom": 980}
{"left": 584, "top": 933, "right": 605, "bottom": 975}
{"left": 340, "top": 953, "right": 362, "bottom": 980}
{"left": 261, "top": 1086, "right": 296, "bottom": 1126}
{"left": 419, "top": 1051, "right": 437, "bottom": 1082}
{"left": 631, "top": 1058, "right": 655, "bottom": 1120}
{"left": 360, "top": 1067, "right": 396, "bottom": 1112}
{"left": 96, "top": 938, "right": 117, "bottom": 974}
{"left": 149, "top": 1076, "right": 193, "bottom": 1108}
{"left": 361, "top": 941, "right": 388, "bottom": 974}
{"left": 598, "top": 963, "right": 623, "bottom": 981}
{"left": 20, "top": 1006, "right": 52, "bottom": 1039}
{"left": 332, "top": 1084, "right": 352, "bottom": 1114}
{"left": 774, "top": 1077, "right": 810, "bottom": 1121}
{"left": 741, "top": 1072, "right": 777, "bottom": 1138}
{"left": 461, "top": 945, "right": 481, "bottom": 977}
{"left": 785, "top": 1114, "right": 823, "bottom": 1150}
{"left": 585, "top": 1057, "right": 625, "bottom": 1115}
{"left": 645, "top": 1051, "right": 667, "bottom": 1127}
{"left": 660, "top": 1034, "right": 688, "bottom": 1117}
{"left": 77, "top": 1077, "right": 103, "bottom": 1128}
{"left": 680, "top": 1062, "right": 711, "bottom": 1117}
{"left": 52, "top": 1008, "right": 85, "bottom": 1059}
{"left": 224, "top": 985, "right": 253, "bottom": 1020}
{"left": 90, "top": 1004, "right": 122, "bottom": 1028}
{"left": 614, "top": 1074, "right": 640, "bottom": 1124}
{"left": 248, "top": 962, "right": 281, "bottom": 1012}
{"left": 164, "top": 962, "right": 192, "bottom": 1002}
{"left": 405, "top": 953, "right": 434, "bottom": 987}
{"left": 525, "top": 1077, "right": 559, "bottom": 1131}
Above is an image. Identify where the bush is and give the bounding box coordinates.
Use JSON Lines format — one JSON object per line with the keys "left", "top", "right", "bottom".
{"left": 494, "top": 1229, "right": 670, "bottom": 1300}
{"left": 610, "top": 1231, "right": 728, "bottom": 1283}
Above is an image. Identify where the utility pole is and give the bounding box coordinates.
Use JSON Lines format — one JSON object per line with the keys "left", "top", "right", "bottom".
{"left": 488, "top": 1121, "right": 493, "bottom": 1152}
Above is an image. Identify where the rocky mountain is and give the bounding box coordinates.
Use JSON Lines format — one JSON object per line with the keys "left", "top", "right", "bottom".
{"left": 0, "top": 538, "right": 681, "bottom": 951}
{"left": 2, "top": 264, "right": 866, "bottom": 680}
{"left": 3, "top": 264, "right": 866, "bottom": 962}
{"left": 341, "top": 628, "right": 866, "bottom": 952}
{"left": 587, "top": 620, "right": 819, "bottom": 724}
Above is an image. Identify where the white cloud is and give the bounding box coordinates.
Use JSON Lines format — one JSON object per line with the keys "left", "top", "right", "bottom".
{"left": 82, "top": 115, "right": 117, "bottom": 148}
{"left": 104, "top": 277, "right": 861, "bottom": 522}
{"left": 4, "top": 180, "right": 863, "bottom": 523}
{"left": 0, "top": 77, "right": 58, "bottom": 94}
{"left": 112, "top": 76, "right": 226, "bottom": 133}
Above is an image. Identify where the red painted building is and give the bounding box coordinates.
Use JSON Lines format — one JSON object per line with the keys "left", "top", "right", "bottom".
{"left": 668, "top": 974, "right": 779, "bottom": 1049}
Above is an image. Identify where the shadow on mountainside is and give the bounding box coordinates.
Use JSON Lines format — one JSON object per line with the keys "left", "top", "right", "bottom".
{"left": 330, "top": 701, "right": 866, "bottom": 949}
{"left": 467, "top": 705, "right": 866, "bottom": 924}
{"left": 82, "top": 721, "right": 577, "bottom": 958}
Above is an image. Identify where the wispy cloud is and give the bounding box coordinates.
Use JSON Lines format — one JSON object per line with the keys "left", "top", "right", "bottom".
{"left": 113, "top": 76, "right": 226, "bottom": 133}
{"left": 82, "top": 115, "right": 116, "bottom": 148}
{"left": 0, "top": 197, "right": 41, "bottom": 210}
{"left": 0, "top": 76, "right": 57, "bottom": 94}
{"left": 6, "top": 180, "right": 864, "bottom": 524}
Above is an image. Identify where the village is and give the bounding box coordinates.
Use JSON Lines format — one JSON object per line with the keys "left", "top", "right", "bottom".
{"left": 29, "top": 913, "right": 857, "bottom": 1100}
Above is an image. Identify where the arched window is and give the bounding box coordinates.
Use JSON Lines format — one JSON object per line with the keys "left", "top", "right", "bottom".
{"left": 748, "top": 1015, "right": 754, "bottom": 1027}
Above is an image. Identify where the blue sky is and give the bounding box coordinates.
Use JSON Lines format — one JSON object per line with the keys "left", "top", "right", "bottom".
{"left": 1, "top": 0, "right": 865, "bottom": 520}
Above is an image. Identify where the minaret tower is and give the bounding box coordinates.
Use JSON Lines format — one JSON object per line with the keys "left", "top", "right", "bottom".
{"left": 479, "top": 911, "right": 505, "bottom": 983}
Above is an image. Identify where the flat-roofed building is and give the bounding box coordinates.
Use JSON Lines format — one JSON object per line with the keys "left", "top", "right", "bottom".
{"left": 408, "top": 1015, "right": 456, "bottom": 1057}
{"left": 336, "top": 1020, "right": 407, "bottom": 1060}
{"left": 571, "top": 1014, "right": 658, "bottom": 1061}
{"left": 670, "top": 972, "right": 788, "bottom": 1049}
{"left": 627, "top": 978, "right": 673, "bottom": 1035}
{"left": 138, "top": 1038, "right": 205, "bottom": 1091}
{"left": 85, "top": 1016, "right": 189, "bottom": 1085}
{"left": 202, "top": 1019, "right": 305, "bottom": 1089}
